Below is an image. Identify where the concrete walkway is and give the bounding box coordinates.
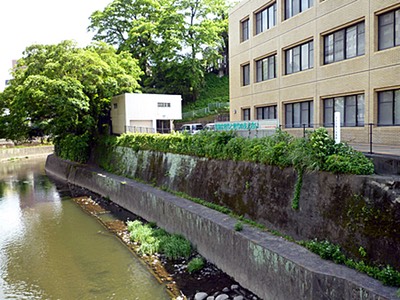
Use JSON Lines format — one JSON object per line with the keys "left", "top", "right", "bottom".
{"left": 349, "top": 143, "right": 400, "bottom": 157}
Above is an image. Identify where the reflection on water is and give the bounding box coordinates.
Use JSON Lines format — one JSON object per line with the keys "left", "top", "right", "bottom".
{"left": 0, "top": 157, "right": 169, "bottom": 299}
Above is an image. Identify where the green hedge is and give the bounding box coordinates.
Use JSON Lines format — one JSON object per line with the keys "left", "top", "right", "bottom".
{"left": 107, "top": 128, "right": 374, "bottom": 175}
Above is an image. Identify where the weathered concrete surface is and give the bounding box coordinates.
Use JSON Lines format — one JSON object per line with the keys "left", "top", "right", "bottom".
{"left": 96, "top": 147, "right": 400, "bottom": 270}
{"left": 366, "top": 154, "right": 400, "bottom": 176}
{"left": 0, "top": 145, "right": 54, "bottom": 161}
{"left": 45, "top": 154, "right": 398, "bottom": 300}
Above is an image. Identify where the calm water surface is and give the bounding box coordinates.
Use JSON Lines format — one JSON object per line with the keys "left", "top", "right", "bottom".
{"left": 0, "top": 157, "right": 170, "bottom": 299}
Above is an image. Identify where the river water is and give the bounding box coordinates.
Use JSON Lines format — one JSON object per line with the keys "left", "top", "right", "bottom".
{"left": 0, "top": 157, "right": 170, "bottom": 299}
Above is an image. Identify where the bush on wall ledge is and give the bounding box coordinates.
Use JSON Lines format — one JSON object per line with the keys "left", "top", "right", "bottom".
{"left": 102, "top": 128, "right": 374, "bottom": 176}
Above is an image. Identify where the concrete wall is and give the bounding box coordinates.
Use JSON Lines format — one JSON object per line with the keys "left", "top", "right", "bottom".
{"left": 0, "top": 145, "right": 54, "bottom": 161}
{"left": 96, "top": 147, "right": 400, "bottom": 271}
{"left": 45, "top": 154, "right": 398, "bottom": 300}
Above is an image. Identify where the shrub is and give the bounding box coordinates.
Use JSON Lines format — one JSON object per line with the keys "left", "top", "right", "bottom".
{"left": 105, "top": 127, "right": 374, "bottom": 177}
{"left": 160, "top": 234, "right": 192, "bottom": 260}
{"left": 234, "top": 221, "right": 243, "bottom": 231}
{"left": 187, "top": 258, "right": 205, "bottom": 273}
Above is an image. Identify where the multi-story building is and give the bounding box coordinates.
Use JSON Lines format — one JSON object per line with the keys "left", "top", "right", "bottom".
{"left": 229, "top": 0, "right": 400, "bottom": 145}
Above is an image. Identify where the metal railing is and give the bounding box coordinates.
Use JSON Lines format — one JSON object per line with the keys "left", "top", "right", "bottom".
{"left": 281, "top": 123, "right": 400, "bottom": 156}
{"left": 182, "top": 102, "right": 229, "bottom": 119}
{"left": 125, "top": 126, "right": 155, "bottom": 134}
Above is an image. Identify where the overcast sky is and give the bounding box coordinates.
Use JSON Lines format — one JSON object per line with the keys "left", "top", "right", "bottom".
{"left": 0, "top": 0, "right": 112, "bottom": 91}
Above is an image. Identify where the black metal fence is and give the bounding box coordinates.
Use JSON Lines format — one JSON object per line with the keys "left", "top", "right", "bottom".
{"left": 282, "top": 123, "right": 400, "bottom": 156}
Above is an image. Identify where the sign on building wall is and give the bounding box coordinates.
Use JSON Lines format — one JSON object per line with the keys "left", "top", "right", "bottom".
{"left": 214, "top": 120, "right": 278, "bottom": 131}
{"left": 334, "top": 112, "right": 341, "bottom": 144}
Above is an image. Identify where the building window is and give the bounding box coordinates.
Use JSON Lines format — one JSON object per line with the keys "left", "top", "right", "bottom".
{"left": 378, "top": 89, "right": 400, "bottom": 126}
{"left": 285, "top": 101, "right": 313, "bottom": 128}
{"left": 158, "top": 102, "right": 171, "bottom": 107}
{"left": 256, "top": 105, "right": 277, "bottom": 120}
{"left": 255, "top": 3, "right": 276, "bottom": 35}
{"left": 242, "top": 64, "right": 250, "bottom": 86}
{"left": 285, "top": 0, "right": 313, "bottom": 19}
{"left": 324, "top": 22, "right": 365, "bottom": 64}
{"left": 256, "top": 55, "right": 276, "bottom": 82}
{"left": 378, "top": 8, "right": 400, "bottom": 50}
{"left": 242, "top": 108, "right": 251, "bottom": 120}
{"left": 323, "top": 94, "right": 365, "bottom": 127}
{"left": 241, "top": 18, "right": 249, "bottom": 42}
{"left": 285, "top": 40, "right": 313, "bottom": 75}
{"left": 113, "top": 103, "right": 118, "bottom": 109}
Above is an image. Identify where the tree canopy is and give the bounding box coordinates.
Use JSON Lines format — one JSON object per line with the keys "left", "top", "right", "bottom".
{"left": 88, "top": 0, "right": 230, "bottom": 104}
{"left": 0, "top": 40, "right": 142, "bottom": 162}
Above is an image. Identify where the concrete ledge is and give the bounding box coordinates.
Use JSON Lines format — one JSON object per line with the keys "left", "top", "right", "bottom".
{"left": 0, "top": 145, "right": 54, "bottom": 161}
{"left": 45, "top": 154, "right": 398, "bottom": 300}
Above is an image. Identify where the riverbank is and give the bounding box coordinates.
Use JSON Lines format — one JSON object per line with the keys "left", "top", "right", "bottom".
{"left": 0, "top": 145, "right": 53, "bottom": 161}
{"left": 65, "top": 184, "right": 258, "bottom": 300}
{"left": 45, "top": 154, "right": 399, "bottom": 300}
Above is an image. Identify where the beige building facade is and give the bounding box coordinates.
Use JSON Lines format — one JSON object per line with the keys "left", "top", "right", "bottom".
{"left": 229, "top": 0, "right": 400, "bottom": 145}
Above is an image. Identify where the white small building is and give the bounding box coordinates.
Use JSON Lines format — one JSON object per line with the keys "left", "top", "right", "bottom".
{"left": 111, "top": 93, "right": 182, "bottom": 134}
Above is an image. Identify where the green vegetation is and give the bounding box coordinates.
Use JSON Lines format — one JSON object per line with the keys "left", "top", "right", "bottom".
{"left": 111, "top": 128, "right": 374, "bottom": 175}
{"left": 183, "top": 74, "right": 229, "bottom": 112}
{"left": 0, "top": 41, "right": 142, "bottom": 162}
{"left": 187, "top": 258, "right": 205, "bottom": 273}
{"left": 89, "top": 0, "right": 230, "bottom": 104}
{"left": 127, "top": 220, "right": 191, "bottom": 259}
{"left": 234, "top": 221, "right": 243, "bottom": 231}
{"left": 299, "top": 239, "right": 400, "bottom": 287}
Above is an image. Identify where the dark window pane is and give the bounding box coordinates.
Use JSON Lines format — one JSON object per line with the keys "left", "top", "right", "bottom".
{"left": 301, "top": 101, "right": 309, "bottom": 126}
{"left": 293, "top": 46, "right": 300, "bottom": 72}
{"left": 345, "top": 96, "right": 356, "bottom": 126}
{"left": 293, "top": 102, "right": 301, "bottom": 127}
{"left": 256, "top": 60, "right": 262, "bottom": 82}
{"left": 324, "top": 99, "right": 334, "bottom": 126}
{"left": 357, "top": 23, "right": 365, "bottom": 55}
{"left": 334, "top": 30, "right": 345, "bottom": 61}
{"left": 396, "top": 10, "right": 400, "bottom": 46}
{"left": 378, "top": 91, "right": 393, "bottom": 125}
{"left": 325, "top": 35, "right": 334, "bottom": 64}
{"left": 286, "top": 104, "right": 293, "bottom": 127}
{"left": 395, "top": 90, "right": 400, "bottom": 124}
{"left": 379, "top": 12, "right": 395, "bottom": 50}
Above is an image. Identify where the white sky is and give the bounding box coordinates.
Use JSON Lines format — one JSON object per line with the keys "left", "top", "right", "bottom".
{"left": 0, "top": 0, "right": 112, "bottom": 92}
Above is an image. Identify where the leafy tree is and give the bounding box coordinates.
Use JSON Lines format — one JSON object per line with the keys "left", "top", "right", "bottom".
{"left": 0, "top": 40, "right": 142, "bottom": 162}
{"left": 88, "top": 0, "right": 230, "bottom": 104}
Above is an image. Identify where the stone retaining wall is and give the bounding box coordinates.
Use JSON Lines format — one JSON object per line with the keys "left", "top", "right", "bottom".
{"left": 45, "top": 154, "right": 398, "bottom": 300}
{"left": 96, "top": 147, "right": 400, "bottom": 270}
{"left": 0, "top": 145, "right": 54, "bottom": 161}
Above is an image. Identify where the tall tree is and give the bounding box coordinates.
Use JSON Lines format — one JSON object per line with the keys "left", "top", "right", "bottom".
{"left": 0, "top": 41, "right": 142, "bottom": 162}
{"left": 88, "top": 0, "right": 230, "bottom": 104}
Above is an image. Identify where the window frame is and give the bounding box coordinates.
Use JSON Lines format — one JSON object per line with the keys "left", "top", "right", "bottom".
{"left": 378, "top": 89, "right": 400, "bottom": 126}
{"left": 242, "top": 108, "right": 251, "bottom": 121}
{"left": 242, "top": 63, "right": 250, "bottom": 86}
{"left": 285, "top": 0, "right": 313, "bottom": 20}
{"left": 285, "top": 100, "right": 314, "bottom": 128}
{"left": 378, "top": 8, "right": 400, "bottom": 50}
{"left": 255, "top": 54, "right": 276, "bottom": 82}
{"left": 285, "top": 40, "right": 314, "bottom": 75}
{"left": 241, "top": 18, "right": 250, "bottom": 42}
{"left": 255, "top": 2, "right": 277, "bottom": 35}
{"left": 324, "top": 21, "right": 365, "bottom": 64}
{"left": 256, "top": 105, "right": 277, "bottom": 120}
{"left": 323, "top": 94, "right": 365, "bottom": 127}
